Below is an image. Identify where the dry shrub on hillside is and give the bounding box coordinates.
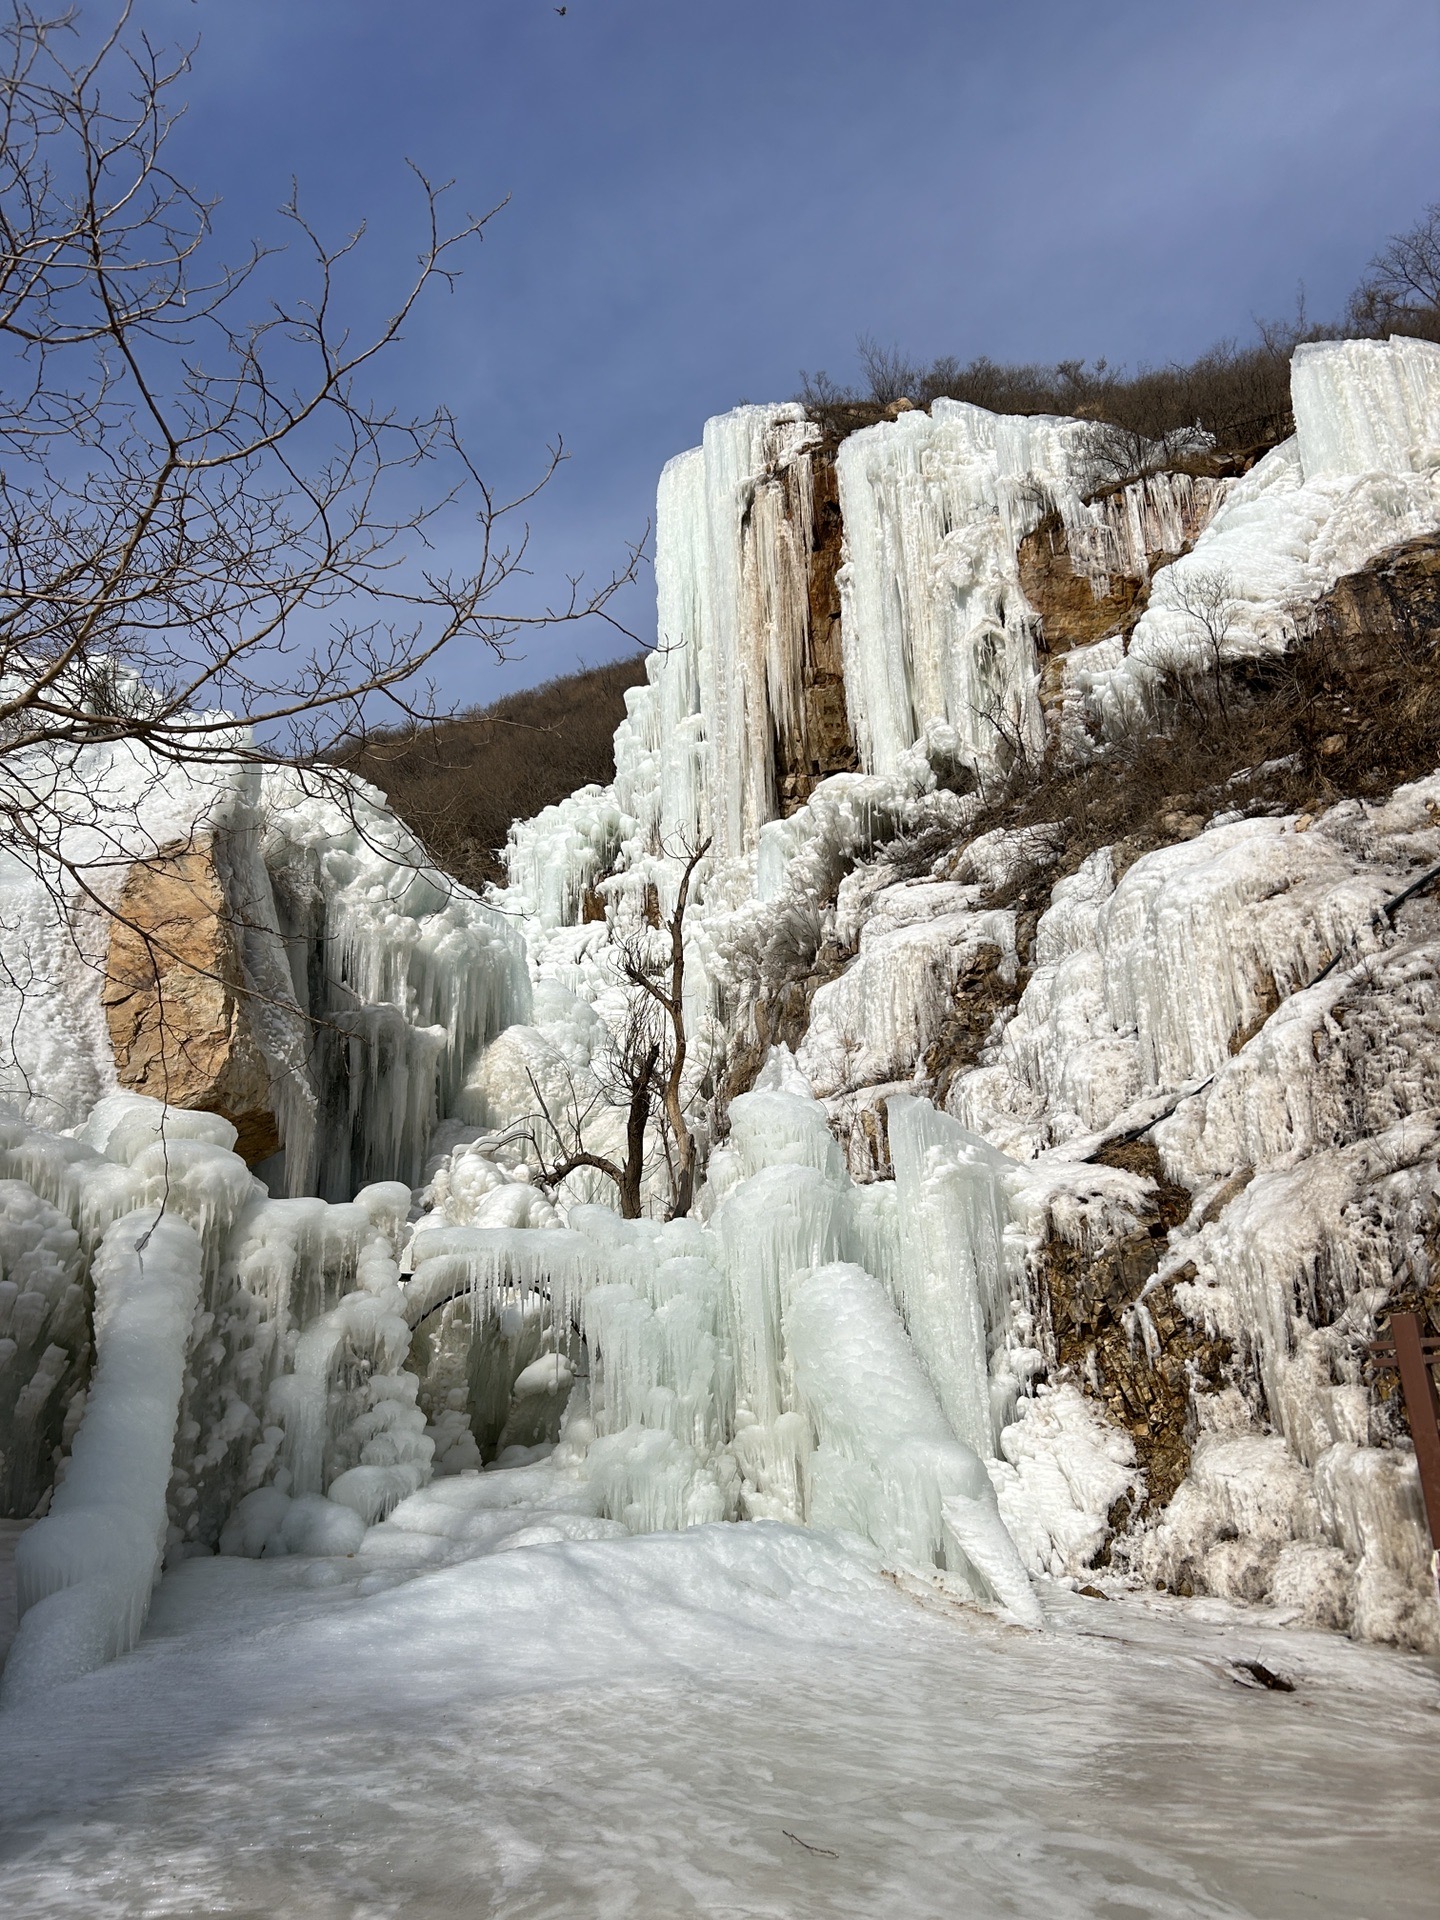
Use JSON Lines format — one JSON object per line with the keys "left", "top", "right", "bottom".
{"left": 801, "top": 332, "right": 1304, "bottom": 470}
{"left": 801, "top": 204, "right": 1440, "bottom": 468}
{"left": 339, "top": 655, "right": 649, "bottom": 888}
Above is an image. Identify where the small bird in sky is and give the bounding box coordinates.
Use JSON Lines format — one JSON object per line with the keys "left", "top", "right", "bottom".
{"left": 555, "top": 6, "right": 566, "bottom": 13}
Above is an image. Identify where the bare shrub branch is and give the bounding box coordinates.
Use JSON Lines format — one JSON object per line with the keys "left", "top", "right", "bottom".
{"left": 0, "top": 2, "right": 644, "bottom": 867}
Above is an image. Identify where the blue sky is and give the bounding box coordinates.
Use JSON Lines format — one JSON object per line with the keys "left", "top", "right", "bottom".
{"left": 145, "top": 0, "right": 1439, "bottom": 709}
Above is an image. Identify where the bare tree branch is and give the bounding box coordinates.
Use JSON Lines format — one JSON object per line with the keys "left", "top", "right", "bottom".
{"left": 0, "top": 3, "right": 647, "bottom": 1135}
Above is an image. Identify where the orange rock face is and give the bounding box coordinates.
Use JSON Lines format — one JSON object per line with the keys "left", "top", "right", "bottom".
{"left": 102, "top": 837, "right": 280, "bottom": 1163}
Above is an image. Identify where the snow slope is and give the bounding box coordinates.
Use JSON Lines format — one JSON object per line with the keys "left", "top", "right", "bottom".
{"left": 0, "top": 1517, "right": 1435, "bottom": 1920}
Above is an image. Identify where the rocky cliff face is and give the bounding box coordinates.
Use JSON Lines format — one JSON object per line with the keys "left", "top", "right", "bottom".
{"left": 489, "top": 336, "right": 1440, "bottom": 1649}
{"left": 1018, "top": 469, "right": 1227, "bottom": 656}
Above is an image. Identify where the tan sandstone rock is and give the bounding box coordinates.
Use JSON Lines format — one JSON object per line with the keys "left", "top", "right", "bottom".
{"left": 102, "top": 837, "right": 281, "bottom": 1163}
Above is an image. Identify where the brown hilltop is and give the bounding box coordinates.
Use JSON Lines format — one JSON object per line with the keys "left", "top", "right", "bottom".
{"left": 339, "top": 654, "right": 650, "bottom": 891}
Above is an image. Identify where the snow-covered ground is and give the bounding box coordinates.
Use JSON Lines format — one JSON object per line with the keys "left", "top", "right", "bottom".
{"left": 0, "top": 1494, "right": 1435, "bottom": 1920}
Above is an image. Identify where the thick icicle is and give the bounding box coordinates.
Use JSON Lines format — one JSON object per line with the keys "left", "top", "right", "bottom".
{"left": 785, "top": 1260, "right": 1040, "bottom": 1623}
{"left": 3, "top": 1209, "right": 203, "bottom": 1702}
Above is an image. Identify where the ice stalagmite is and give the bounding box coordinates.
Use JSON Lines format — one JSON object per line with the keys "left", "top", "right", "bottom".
{"left": 786, "top": 1261, "right": 1041, "bottom": 1623}
{"left": 3, "top": 1209, "right": 204, "bottom": 1703}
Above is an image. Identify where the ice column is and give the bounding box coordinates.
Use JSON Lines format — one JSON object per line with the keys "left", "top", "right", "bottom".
{"left": 3, "top": 1209, "right": 204, "bottom": 1703}
{"left": 836, "top": 401, "right": 1107, "bottom": 777}
{"left": 631, "top": 406, "right": 823, "bottom": 863}
{"left": 786, "top": 1260, "right": 1041, "bottom": 1623}
{"left": 887, "top": 1093, "right": 1018, "bottom": 1458}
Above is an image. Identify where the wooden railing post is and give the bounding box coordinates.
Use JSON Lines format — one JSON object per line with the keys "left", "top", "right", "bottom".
{"left": 1371, "top": 1312, "right": 1440, "bottom": 1598}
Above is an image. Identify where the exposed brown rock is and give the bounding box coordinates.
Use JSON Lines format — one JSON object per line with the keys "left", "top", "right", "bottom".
{"left": 918, "top": 942, "right": 1015, "bottom": 1107}
{"left": 773, "top": 442, "right": 859, "bottom": 814}
{"left": 1019, "top": 516, "right": 1145, "bottom": 652}
{"left": 1311, "top": 534, "right": 1440, "bottom": 647}
{"left": 1036, "top": 1141, "right": 1229, "bottom": 1520}
{"left": 103, "top": 837, "right": 280, "bottom": 1163}
{"left": 1019, "top": 471, "right": 1226, "bottom": 661}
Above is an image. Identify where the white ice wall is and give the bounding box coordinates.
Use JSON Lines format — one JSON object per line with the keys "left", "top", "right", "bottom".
{"left": 835, "top": 402, "right": 1110, "bottom": 776}
{"left": 1292, "top": 335, "right": 1440, "bottom": 480}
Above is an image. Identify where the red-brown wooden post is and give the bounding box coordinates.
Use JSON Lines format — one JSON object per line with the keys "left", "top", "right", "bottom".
{"left": 1385, "top": 1312, "right": 1440, "bottom": 1561}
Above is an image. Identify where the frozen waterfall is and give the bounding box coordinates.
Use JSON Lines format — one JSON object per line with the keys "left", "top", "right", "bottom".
{"left": 6, "top": 334, "right": 1440, "bottom": 1698}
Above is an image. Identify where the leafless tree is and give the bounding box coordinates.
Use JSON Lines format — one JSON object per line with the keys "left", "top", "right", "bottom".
{"left": 0, "top": 2, "right": 641, "bottom": 1120}
{"left": 524, "top": 996, "right": 663, "bottom": 1221}
{"left": 522, "top": 835, "right": 711, "bottom": 1220}
{"left": 1165, "top": 565, "right": 1239, "bottom": 718}
{"left": 853, "top": 334, "right": 920, "bottom": 408}
{"left": 1349, "top": 203, "right": 1440, "bottom": 343}
{"left": 618, "top": 835, "right": 710, "bottom": 1218}
{"left": 0, "top": 2, "right": 640, "bottom": 859}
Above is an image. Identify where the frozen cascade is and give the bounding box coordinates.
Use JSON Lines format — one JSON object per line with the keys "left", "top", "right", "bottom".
{"left": 396, "top": 1089, "right": 1044, "bottom": 1615}
{"left": 255, "top": 1183, "right": 429, "bottom": 1528}
{"left": 571, "top": 404, "right": 827, "bottom": 872}
{"left": 786, "top": 1261, "right": 1041, "bottom": 1623}
{"left": 496, "top": 371, "right": 1222, "bottom": 957}
{"left": 949, "top": 809, "right": 1419, "bottom": 1156}
{"left": 1290, "top": 335, "right": 1440, "bottom": 479}
{"left": 0, "top": 725, "right": 528, "bottom": 1202}
{"left": 1052, "top": 469, "right": 1227, "bottom": 600}
{"left": 261, "top": 768, "right": 530, "bottom": 1198}
{"left": 412, "top": 344, "right": 1440, "bottom": 1646}
{"left": 1118, "top": 1116, "right": 1440, "bottom": 1647}
{"left": 797, "top": 883, "right": 1016, "bottom": 1100}
{"left": 0, "top": 1180, "right": 88, "bottom": 1517}
{"left": 886, "top": 1095, "right": 1018, "bottom": 1457}
{"left": 0, "top": 1100, "right": 446, "bottom": 1693}
{"left": 835, "top": 401, "right": 1109, "bottom": 777}
{"left": 8, "top": 333, "right": 1440, "bottom": 1693}
{"left": 644, "top": 406, "right": 822, "bottom": 861}
{"left": 504, "top": 785, "right": 635, "bottom": 937}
